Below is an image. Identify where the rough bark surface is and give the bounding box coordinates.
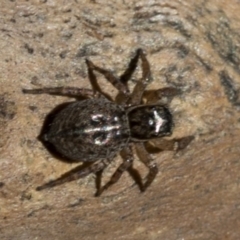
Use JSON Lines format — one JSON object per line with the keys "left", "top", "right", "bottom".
{"left": 1, "top": 0, "right": 240, "bottom": 239}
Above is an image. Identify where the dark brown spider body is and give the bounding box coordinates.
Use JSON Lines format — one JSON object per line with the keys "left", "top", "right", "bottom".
{"left": 23, "top": 49, "right": 193, "bottom": 196}
{"left": 44, "top": 98, "right": 173, "bottom": 162}
{"left": 44, "top": 98, "right": 130, "bottom": 161}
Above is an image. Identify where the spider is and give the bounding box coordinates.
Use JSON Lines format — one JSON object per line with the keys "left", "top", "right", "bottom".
{"left": 23, "top": 49, "right": 193, "bottom": 196}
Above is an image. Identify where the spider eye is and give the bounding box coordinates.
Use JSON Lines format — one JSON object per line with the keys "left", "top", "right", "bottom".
{"left": 148, "top": 118, "right": 154, "bottom": 125}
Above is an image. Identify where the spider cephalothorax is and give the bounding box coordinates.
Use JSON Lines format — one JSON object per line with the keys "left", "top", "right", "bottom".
{"left": 127, "top": 105, "right": 173, "bottom": 140}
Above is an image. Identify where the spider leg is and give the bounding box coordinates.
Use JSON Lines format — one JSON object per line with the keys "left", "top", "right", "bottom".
{"left": 85, "top": 59, "right": 130, "bottom": 96}
{"left": 127, "top": 49, "right": 152, "bottom": 105}
{"left": 22, "top": 87, "right": 100, "bottom": 98}
{"left": 95, "top": 145, "right": 134, "bottom": 196}
{"left": 135, "top": 142, "right": 158, "bottom": 192}
{"left": 120, "top": 48, "right": 143, "bottom": 84}
{"left": 143, "top": 87, "right": 181, "bottom": 104}
{"left": 36, "top": 158, "right": 113, "bottom": 191}
{"left": 149, "top": 136, "right": 194, "bottom": 152}
{"left": 86, "top": 58, "right": 104, "bottom": 96}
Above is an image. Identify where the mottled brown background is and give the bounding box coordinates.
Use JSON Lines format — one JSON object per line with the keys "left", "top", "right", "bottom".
{"left": 1, "top": 0, "right": 240, "bottom": 239}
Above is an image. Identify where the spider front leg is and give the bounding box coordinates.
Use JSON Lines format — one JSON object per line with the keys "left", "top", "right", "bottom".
{"left": 143, "top": 87, "right": 182, "bottom": 104}
{"left": 22, "top": 87, "right": 100, "bottom": 98}
{"left": 135, "top": 142, "right": 159, "bottom": 192}
{"left": 36, "top": 158, "right": 113, "bottom": 191}
{"left": 149, "top": 136, "right": 194, "bottom": 152}
{"left": 95, "top": 145, "right": 134, "bottom": 196}
{"left": 127, "top": 49, "right": 152, "bottom": 105}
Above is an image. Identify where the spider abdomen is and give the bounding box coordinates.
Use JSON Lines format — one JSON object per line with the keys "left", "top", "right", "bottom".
{"left": 45, "top": 98, "right": 130, "bottom": 161}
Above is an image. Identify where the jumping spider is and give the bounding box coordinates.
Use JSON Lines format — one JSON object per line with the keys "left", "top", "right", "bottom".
{"left": 23, "top": 49, "right": 193, "bottom": 196}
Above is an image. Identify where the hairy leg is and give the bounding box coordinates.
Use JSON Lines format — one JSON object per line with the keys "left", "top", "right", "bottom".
{"left": 134, "top": 142, "right": 158, "bottom": 192}
{"left": 36, "top": 158, "right": 113, "bottom": 191}
{"left": 149, "top": 136, "right": 194, "bottom": 152}
{"left": 143, "top": 87, "right": 181, "bottom": 104}
{"left": 86, "top": 58, "right": 104, "bottom": 95}
{"left": 120, "top": 48, "right": 143, "bottom": 84}
{"left": 22, "top": 87, "right": 100, "bottom": 98}
{"left": 86, "top": 49, "right": 145, "bottom": 99}
{"left": 85, "top": 59, "right": 130, "bottom": 96}
{"left": 127, "top": 49, "right": 152, "bottom": 105}
{"left": 95, "top": 145, "right": 134, "bottom": 196}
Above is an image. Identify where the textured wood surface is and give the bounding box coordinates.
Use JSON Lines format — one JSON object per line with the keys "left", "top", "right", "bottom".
{"left": 1, "top": 1, "right": 240, "bottom": 239}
